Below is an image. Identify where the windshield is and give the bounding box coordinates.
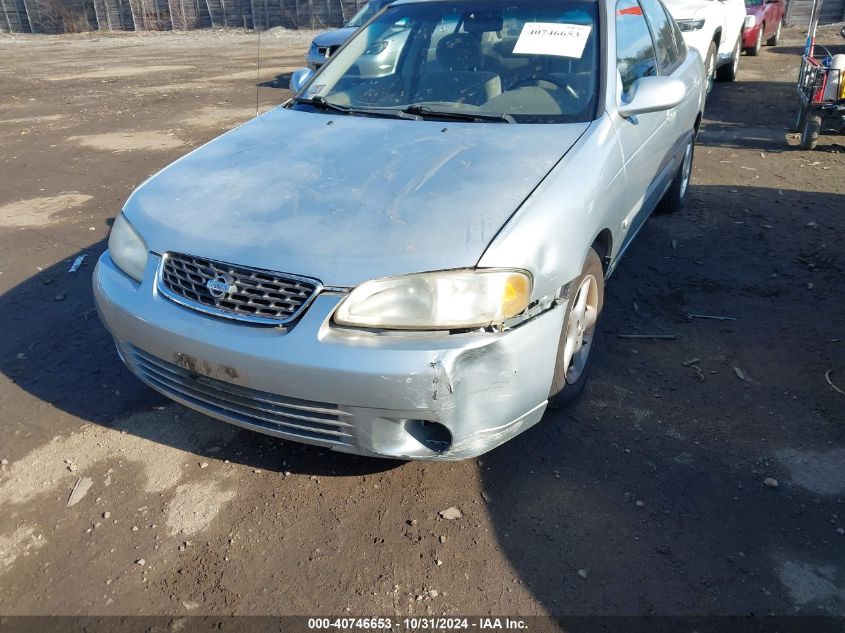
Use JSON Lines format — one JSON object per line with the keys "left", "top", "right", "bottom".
{"left": 744, "top": 0, "right": 764, "bottom": 5}
{"left": 346, "top": 1, "right": 383, "bottom": 28}
{"left": 294, "top": 0, "right": 600, "bottom": 123}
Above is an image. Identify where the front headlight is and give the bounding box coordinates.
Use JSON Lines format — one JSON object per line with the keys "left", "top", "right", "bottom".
{"left": 334, "top": 269, "right": 532, "bottom": 330}
{"left": 108, "top": 212, "right": 148, "bottom": 282}
{"left": 364, "top": 40, "right": 389, "bottom": 55}
{"left": 743, "top": 15, "right": 756, "bottom": 29}
{"left": 676, "top": 19, "right": 706, "bottom": 32}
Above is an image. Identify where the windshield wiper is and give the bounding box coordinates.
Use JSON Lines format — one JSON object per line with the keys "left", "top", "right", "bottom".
{"left": 399, "top": 104, "right": 516, "bottom": 123}
{"left": 292, "top": 96, "right": 420, "bottom": 120}
{"left": 291, "top": 95, "right": 355, "bottom": 115}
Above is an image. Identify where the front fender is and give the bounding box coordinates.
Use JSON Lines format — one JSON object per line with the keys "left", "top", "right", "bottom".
{"left": 477, "top": 114, "right": 625, "bottom": 299}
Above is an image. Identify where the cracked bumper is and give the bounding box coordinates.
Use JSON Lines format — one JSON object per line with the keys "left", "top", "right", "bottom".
{"left": 93, "top": 252, "right": 566, "bottom": 460}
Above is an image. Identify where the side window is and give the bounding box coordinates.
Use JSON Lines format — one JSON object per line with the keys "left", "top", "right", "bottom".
{"left": 615, "top": 0, "right": 658, "bottom": 95}
{"left": 639, "top": 0, "right": 682, "bottom": 74}
{"left": 665, "top": 6, "right": 687, "bottom": 58}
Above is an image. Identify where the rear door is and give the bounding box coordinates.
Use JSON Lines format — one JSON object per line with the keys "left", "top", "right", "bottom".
{"left": 764, "top": 0, "right": 784, "bottom": 38}
{"left": 612, "top": 0, "right": 681, "bottom": 251}
{"left": 641, "top": 0, "right": 692, "bottom": 167}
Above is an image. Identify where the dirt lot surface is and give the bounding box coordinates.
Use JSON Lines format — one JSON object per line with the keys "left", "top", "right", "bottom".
{"left": 0, "top": 24, "right": 844, "bottom": 620}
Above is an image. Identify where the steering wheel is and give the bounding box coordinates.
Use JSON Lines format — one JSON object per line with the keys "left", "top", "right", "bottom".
{"left": 507, "top": 74, "right": 570, "bottom": 91}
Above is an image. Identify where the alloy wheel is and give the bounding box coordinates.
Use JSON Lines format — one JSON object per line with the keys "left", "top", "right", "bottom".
{"left": 705, "top": 51, "right": 716, "bottom": 93}
{"left": 563, "top": 274, "right": 599, "bottom": 384}
{"left": 679, "top": 141, "right": 693, "bottom": 199}
{"left": 732, "top": 39, "right": 740, "bottom": 74}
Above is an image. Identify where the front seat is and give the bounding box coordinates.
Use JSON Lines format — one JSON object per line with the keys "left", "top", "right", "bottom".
{"left": 415, "top": 33, "right": 502, "bottom": 105}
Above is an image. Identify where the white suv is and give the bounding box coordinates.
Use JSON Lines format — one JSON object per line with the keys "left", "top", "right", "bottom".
{"left": 663, "top": 0, "right": 746, "bottom": 95}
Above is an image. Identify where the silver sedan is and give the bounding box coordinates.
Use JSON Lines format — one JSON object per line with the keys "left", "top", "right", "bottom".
{"left": 94, "top": 0, "right": 705, "bottom": 460}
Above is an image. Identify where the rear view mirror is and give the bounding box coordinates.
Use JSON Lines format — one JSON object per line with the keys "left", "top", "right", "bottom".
{"left": 290, "top": 68, "right": 315, "bottom": 94}
{"left": 462, "top": 11, "right": 504, "bottom": 33}
{"left": 618, "top": 76, "right": 686, "bottom": 118}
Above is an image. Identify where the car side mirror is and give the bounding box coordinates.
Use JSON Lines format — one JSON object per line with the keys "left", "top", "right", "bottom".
{"left": 289, "top": 67, "right": 315, "bottom": 94}
{"left": 617, "top": 76, "right": 686, "bottom": 118}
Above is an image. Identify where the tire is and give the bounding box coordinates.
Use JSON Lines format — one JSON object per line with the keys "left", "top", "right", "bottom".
{"left": 657, "top": 135, "right": 695, "bottom": 214}
{"left": 793, "top": 103, "right": 807, "bottom": 133}
{"left": 746, "top": 25, "right": 763, "bottom": 56}
{"left": 767, "top": 19, "right": 782, "bottom": 46}
{"left": 704, "top": 42, "right": 717, "bottom": 96}
{"left": 716, "top": 36, "right": 741, "bottom": 82}
{"left": 548, "top": 249, "right": 604, "bottom": 409}
{"left": 800, "top": 113, "right": 822, "bottom": 150}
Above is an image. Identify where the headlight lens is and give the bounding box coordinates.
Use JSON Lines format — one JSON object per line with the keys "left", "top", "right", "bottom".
{"left": 334, "top": 269, "right": 532, "bottom": 330}
{"left": 743, "top": 15, "right": 756, "bottom": 29}
{"left": 676, "top": 19, "right": 705, "bottom": 31}
{"left": 108, "top": 212, "right": 148, "bottom": 282}
{"left": 364, "top": 40, "right": 389, "bottom": 55}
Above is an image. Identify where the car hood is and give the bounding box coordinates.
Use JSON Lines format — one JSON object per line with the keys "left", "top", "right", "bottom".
{"left": 663, "top": 0, "right": 708, "bottom": 20}
{"left": 311, "top": 27, "right": 357, "bottom": 48}
{"left": 124, "top": 108, "right": 589, "bottom": 287}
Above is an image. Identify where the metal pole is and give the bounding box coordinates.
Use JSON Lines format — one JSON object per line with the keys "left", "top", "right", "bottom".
{"left": 1, "top": 0, "right": 12, "bottom": 32}
{"left": 21, "top": 0, "right": 35, "bottom": 32}
{"left": 805, "top": 0, "right": 822, "bottom": 57}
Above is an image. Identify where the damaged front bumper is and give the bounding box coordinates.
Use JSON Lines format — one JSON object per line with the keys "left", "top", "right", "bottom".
{"left": 93, "top": 252, "right": 566, "bottom": 460}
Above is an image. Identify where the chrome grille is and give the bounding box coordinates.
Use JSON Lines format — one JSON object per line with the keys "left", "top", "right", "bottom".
{"left": 118, "top": 343, "right": 354, "bottom": 445}
{"left": 158, "top": 253, "right": 320, "bottom": 325}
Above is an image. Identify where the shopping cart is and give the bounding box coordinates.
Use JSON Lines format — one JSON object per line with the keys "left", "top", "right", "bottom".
{"left": 793, "top": 0, "right": 845, "bottom": 150}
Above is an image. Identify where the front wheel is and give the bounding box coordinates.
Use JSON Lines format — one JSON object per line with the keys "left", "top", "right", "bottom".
{"left": 767, "top": 19, "right": 782, "bottom": 46}
{"left": 716, "top": 36, "right": 741, "bottom": 82}
{"left": 657, "top": 136, "right": 694, "bottom": 214}
{"left": 704, "top": 42, "right": 717, "bottom": 96}
{"left": 800, "top": 112, "right": 822, "bottom": 150}
{"left": 548, "top": 249, "right": 604, "bottom": 409}
{"left": 793, "top": 102, "right": 807, "bottom": 133}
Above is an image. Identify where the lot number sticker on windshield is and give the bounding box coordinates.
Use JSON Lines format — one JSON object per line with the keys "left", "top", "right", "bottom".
{"left": 513, "top": 23, "right": 592, "bottom": 58}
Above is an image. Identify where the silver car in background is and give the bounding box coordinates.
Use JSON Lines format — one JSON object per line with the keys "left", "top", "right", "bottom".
{"left": 306, "top": 0, "right": 393, "bottom": 71}
{"left": 95, "top": 0, "right": 705, "bottom": 460}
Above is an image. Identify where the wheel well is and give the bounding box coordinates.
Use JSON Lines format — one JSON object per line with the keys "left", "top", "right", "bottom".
{"left": 591, "top": 230, "right": 612, "bottom": 273}
{"left": 713, "top": 29, "right": 721, "bottom": 48}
